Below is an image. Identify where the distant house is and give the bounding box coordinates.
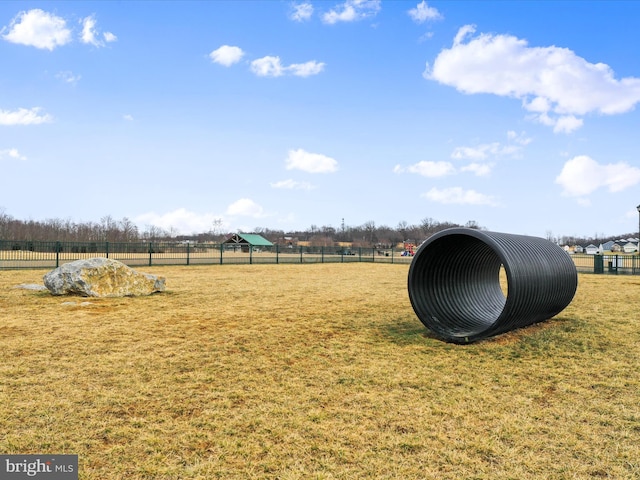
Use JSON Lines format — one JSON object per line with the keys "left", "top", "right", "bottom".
{"left": 574, "top": 245, "right": 584, "bottom": 254}
{"left": 584, "top": 244, "right": 599, "bottom": 255}
{"left": 601, "top": 240, "right": 615, "bottom": 252}
{"left": 223, "top": 233, "right": 274, "bottom": 252}
{"left": 280, "top": 236, "right": 298, "bottom": 247}
{"left": 623, "top": 242, "right": 638, "bottom": 254}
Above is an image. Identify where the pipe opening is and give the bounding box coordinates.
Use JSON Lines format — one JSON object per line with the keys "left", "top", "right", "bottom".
{"left": 408, "top": 233, "right": 508, "bottom": 340}
{"left": 408, "top": 228, "right": 578, "bottom": 343}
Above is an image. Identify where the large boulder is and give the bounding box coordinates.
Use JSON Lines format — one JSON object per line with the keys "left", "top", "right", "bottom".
{"left": 43, "top": 258, "right": 165, "bottom": 297}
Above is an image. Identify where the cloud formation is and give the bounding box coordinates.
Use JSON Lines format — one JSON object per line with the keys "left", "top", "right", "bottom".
{"left": 56, "top": 71, "right": 81, "bottom": 85}
{"left": 408, "top": 1, "right": 442, "bottom": 23}
{"left": 270, "top": 179, "right": 315, "bottom": 190}
{"left": 0, "top": 107, "right": 52, "bottom": 126}
{"left": 0, "top": 148, "right": 26, "bottom": 161}
{"left": 555, "top": 155, "right": 640, "bottom": 198}
{"left": 393, "top": 161, "right": 455, "bottom": 178}
{"left": 290, "top": 2, "right": 314, "bottom": 21}
{"left": 209, "top": 45, "right": 245, "bottom": 66}
{"left": 425, "top": 25, "right": 640, "bottom": 133}
{"left": 323, "top": 0, "right": 381, "bottom": 24}
{"left": 422, "top": 187, "right": 499, "bottom": 206}
{"left": 286, "top": 149, "right": 338, "bottom": 173}
{"left": 1, "top": 9, "right": 71, "bottom": 50}
{"left": 226, "top": 198, "right": 265, "bottom": 217}
{"left": 394, "top": 159, "right": 492, "bottom": 177}
{"left": 80, "top": 15, "right": 117, "bottom": 47}
{"left": 250, "top": 56, "right": 325, "bottom": 77}
{"left": 135, "top": 208, "right": 225, "bottom": 235}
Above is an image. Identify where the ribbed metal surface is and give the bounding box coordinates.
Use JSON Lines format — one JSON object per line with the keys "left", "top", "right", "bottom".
{"left": 407, "top": 228, "right": 578, "bottom": 343}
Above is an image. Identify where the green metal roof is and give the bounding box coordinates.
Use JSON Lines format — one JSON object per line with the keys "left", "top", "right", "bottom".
{"left": 223, "top": 233, "right": 274, "bottom": 246}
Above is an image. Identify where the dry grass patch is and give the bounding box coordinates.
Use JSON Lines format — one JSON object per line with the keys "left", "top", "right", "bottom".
{"left": 1, "top": 264, "right": 639, "bottom": 479}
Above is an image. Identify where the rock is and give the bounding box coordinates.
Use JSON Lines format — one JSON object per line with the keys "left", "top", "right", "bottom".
{"left": 43, "top": 258, "right": 165, "bottom": 297}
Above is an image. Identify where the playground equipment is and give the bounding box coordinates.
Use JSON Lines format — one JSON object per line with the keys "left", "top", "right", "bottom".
{"left": 402, "top": 242, "right": 415, "bottom": 256}
{"left": 407, "top": 228, "right": 578, "bottom": 343}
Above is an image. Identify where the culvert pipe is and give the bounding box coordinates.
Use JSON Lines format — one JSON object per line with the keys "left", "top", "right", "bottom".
{"left": 407, "top": 228, "right": 578, "bottom": 344}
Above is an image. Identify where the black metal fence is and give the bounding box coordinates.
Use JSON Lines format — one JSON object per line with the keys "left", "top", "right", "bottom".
{"left": 0, "top": 240, "right": 415, "bottom": 269}
{"left": 1, "top": 240, "right": 638, "bottom": 274}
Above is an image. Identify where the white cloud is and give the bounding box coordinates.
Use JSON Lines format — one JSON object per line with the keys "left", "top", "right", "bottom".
{"left": 451, "top": 143, "right": 519, "bottom": 160}
{"left": 0, "top": 148, "right": 26, "bottom": 161}
{"left": 287, "top": 60, "right": 325, "bottom": 77}
{"left": 408, "top": 1, "right": 442, "bottom": 23}
{"left": 209, "top": 45, "right": 245, "bottom": 67}
{"left": 452, "top": 131, "right": 531, "bottom": 161}
{"left": 103, "top": 31, "right": 117, "bottom": 43}
{"left": 56, "top": 70, "right": 81, "bottom": 85}
{"left": 460, "top": 163, "right": 492, "bottom": 176}
{"left": 394, "top": 161, "right": 455, "bottom": 177}
{"left": 1, "top": 9, "right": 71, "bottom": 50}
{"left": 270, "top": 179, "right": 316, "bottom": 190}
{"left": 251, "top": 56, "right": 285, "bottom": 77}
{"left": 552, "top": 115, "right": 583, "bottom": 134}
{"left": 507, "top": 130, "right": 532, "bottom": 146}
{"left": 226, "top": 198, "right": 265, "bottom": 217}
{"left": 425, "top": 25, "right": 640, "bottom": 133}
{"left": 291, "top": 2, "right": 314, "bottom": 21}
{"left": 80, "top": 15, "right": 116, "bottom": 47}
{"left": 394, "top": 159, "right": 492, "bottom": 177}
{"left": 286, "top": 149, "right": 338, "bottom": 173}
{"left": 422, "top": 187, "right": 499, "bottom": 206}
{"left": 555, "top": 155, "right": 640, "bottom": 197}
{"left": 123, "top": 114, "right": 134, "bottom": 121}
{"left": 80, "top": 16, "right": 98, "bottom": 45}
{"left": 135, "top": 208, "right": 226, "bottom": 235}
{"left": 250, "top": 56, "right": 324, "bottom": 77}
{"left": 322, "top": 0, "right": 381, "bottom": 24}
{"left": 0, "top": 107, "right": 52, "bottom": 125}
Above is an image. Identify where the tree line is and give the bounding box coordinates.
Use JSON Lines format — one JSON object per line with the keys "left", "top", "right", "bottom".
{"left": 0, "top": 208, "right": 483, "bottom": 246}
{"left": 0, "top": 208, "right": 633, "bottom": 247}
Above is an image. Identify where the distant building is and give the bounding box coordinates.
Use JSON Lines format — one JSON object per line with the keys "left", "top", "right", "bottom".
{"left": 584, "top": 244, "right": 599, "bottom": 255}
{"left": 223, "top": 233, "right": 274, "bottom": 252}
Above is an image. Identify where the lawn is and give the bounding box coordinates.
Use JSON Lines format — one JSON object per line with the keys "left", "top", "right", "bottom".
{"left": 1, "top": 264, "right": 638, "bottom": 479}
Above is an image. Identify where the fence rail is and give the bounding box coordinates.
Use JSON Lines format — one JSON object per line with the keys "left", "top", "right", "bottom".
{"left": 1, "top": 240, "right": 638, "bottom": 274}
{"left": 0, "top": 240, "right": 414, "bottom": 269}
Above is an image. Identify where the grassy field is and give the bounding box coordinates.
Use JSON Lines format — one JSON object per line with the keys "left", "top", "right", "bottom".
{"left": 1, "top": 264, "right": 638, "bottom": 479}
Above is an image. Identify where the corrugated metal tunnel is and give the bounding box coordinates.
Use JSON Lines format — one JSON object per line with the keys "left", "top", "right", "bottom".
{"left": 407, "top": 228, "right": 578, "bottom": 343}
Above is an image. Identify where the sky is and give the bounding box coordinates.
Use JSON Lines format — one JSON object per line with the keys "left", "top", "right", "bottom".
{"left": 1, "top": 0, "right": 640, "bottom": 239}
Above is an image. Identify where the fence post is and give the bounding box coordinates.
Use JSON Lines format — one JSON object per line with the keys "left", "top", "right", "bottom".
{"left": 593, "top": 254, "right": 603, "bottom": 274}
{"left": 250, "top": 245, "right": 253, "bottom": 265}
{"left": 186, "top": 242, "right": 190, "bottom": 266}
{"left": 321, "top": 246, "right": 324, "bottom": 263}
{"left": 276, "top": 244, "right": 279, "bottom": 264}
{"left": 219, "top": 243, "right": 223, "bottom": 265}
{"left": 55, "top": 241, "right": 60, "bottom": 268}
{"left": 105, "top": 241, "right": 109, "bottom": 259}
{"left": 149, "top": 243, "right": 153, "bottom": 266}
{"left": 300, "top": 246, "right": 303, "bottom": 264}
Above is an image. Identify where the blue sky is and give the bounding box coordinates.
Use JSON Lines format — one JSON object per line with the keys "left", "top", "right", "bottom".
{"left": 1, "top": 1, "right": 640, "bottom": 239}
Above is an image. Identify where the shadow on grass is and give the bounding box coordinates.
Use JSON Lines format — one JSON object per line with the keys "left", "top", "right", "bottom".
{"left": 380, "top": 314, "right": 586, "bottom": 351}
{"left": 381, "top": 316, "right": 445, "bottom": 346}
